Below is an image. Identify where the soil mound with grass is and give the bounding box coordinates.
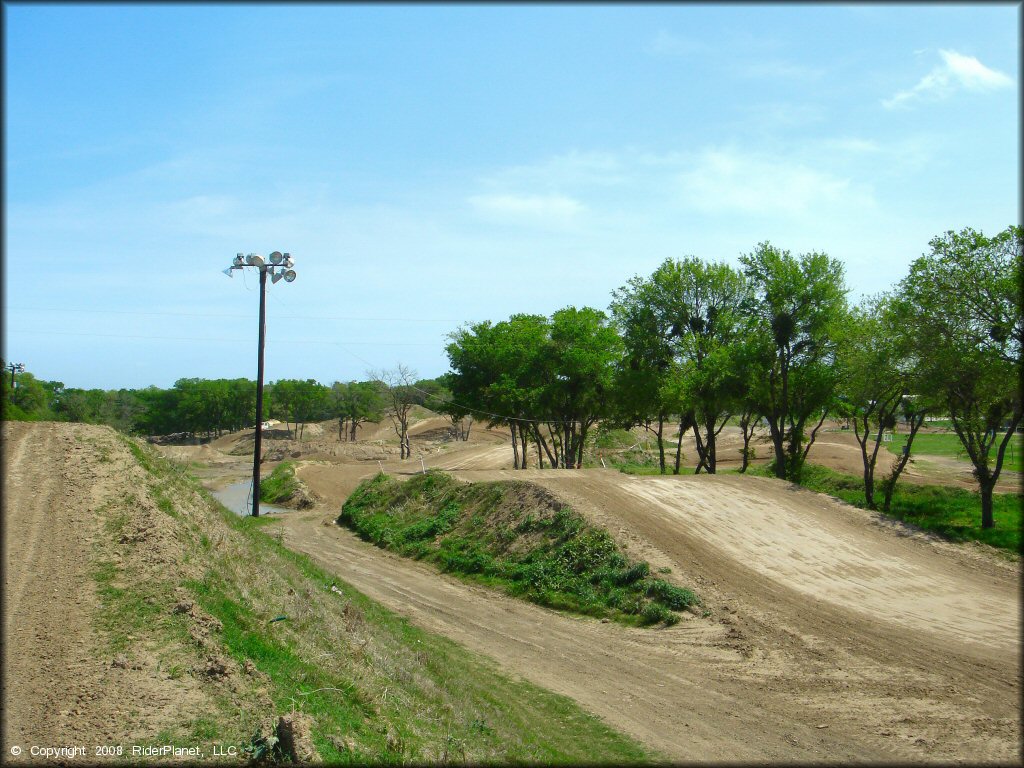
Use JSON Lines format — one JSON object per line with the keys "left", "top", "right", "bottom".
{"left": 338, "top": 471, "right": 699, "bottom": 625}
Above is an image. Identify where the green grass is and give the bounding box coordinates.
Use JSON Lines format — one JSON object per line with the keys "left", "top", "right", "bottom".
{"left": 258, "top": 460, "right": 299, "bottom": 503}
{"left": 883, "top": 430, "right": 1023, "bottom": 473}
{"left": 97, "top": 430, "right": 655, "bottom": 764}
{"left": 339, "top": 471, "right": 699, "bottom": 626}
{"left": 751, "top": 462, "right": 1022, "bottom": 554}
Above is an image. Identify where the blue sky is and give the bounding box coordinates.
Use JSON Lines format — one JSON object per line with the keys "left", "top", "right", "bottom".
{"left": 4, "top": 3, "right": 1019, "bottom": 390}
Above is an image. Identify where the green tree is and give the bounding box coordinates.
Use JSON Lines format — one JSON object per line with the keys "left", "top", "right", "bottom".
{"left": 273, "top": 379, "right": 330, "bottom": 440}
{"left": 2, "top": 369, "right": 50, "bottom": 420}
{"left": 541, "top": 307, "right": 623, "bottom": 469}
{"left": 610, "top": 270, "right": 677, "bottom": 473}
{"left": 446, "top": 314, "right": 550, "bottom": 468}
{"left": 897, "top": 225, "right": 1022, "bottom": 528}
{"left": 740, "top": 242, "right": 848, "bottom": 480}
{"left": 330, "top": 380, "right": 386, "bottom": 442}
{"left": 836, "top": 297, "right": 929, "bottom": 510}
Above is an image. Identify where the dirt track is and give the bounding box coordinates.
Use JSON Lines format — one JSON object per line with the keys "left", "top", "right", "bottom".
{"left": 274, "top": 431, "right": 1021, "bottom": 763}
{"left": 2, "top": 422, "right": 211, "bottom": 757}
{"left": 11, "top": 416, "right": 1015, "bottom": 763}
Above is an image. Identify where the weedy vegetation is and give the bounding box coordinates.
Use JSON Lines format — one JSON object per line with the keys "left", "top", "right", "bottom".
{"left": 339, "top": 471, "right": 699, "bottom": 626}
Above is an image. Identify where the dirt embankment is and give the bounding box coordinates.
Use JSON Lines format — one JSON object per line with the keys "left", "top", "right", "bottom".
{"left": 2, "top": 422, "right": 241, "bottom": 756}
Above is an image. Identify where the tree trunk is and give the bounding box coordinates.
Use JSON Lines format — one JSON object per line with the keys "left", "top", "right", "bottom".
{"left": 770, "top": 421, "right": 786, "bottom": 479}
{"left": 510, "top": 423, "right": 520, "bottom": 469}
{"left": 520, "top": 425, "right": 529, "bottom": 470}
{"left": 692, "top": 425, "right": 707, "bottom": 474}
{"left": 739, "top": 410, "right": 755, "bottom": 473}
{"left": 881, "top": 412, "right": 925, "bottom": 513}
{"left": 656, "top": 415, "right": 666, "bottom": 474}
{"left": 980, "top": 479, "right": 995, "bottom": 529}
{"left": 705, "top": 418, "right": 717, "bottom": 474}
{"left": 673, "top": 417, "right": 686, "bottom": 475}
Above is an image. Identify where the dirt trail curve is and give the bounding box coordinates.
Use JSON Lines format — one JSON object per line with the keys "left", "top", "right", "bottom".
{"left": 283, "top": 460, "right": 1021, "bottom": 763}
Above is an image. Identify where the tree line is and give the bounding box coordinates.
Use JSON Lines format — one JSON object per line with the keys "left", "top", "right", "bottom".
{"left": 3, "top": 225, "right": 1019, "bottom": 529}
{"left": 0, "top": 371, "right": 463, "bottom": 448}
{"left": 443, "top": 226, "right": 1021, "bottom": 528}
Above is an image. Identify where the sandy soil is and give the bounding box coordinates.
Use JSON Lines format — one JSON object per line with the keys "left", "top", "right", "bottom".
{"left": 2, "top": 422, "right": 214, "bottom": 759}
{"left": 146, "top": 418, "right": 1021, "bottom": 762}
{"left": 275, "top": 465, "right": 1019, "bottom": 763}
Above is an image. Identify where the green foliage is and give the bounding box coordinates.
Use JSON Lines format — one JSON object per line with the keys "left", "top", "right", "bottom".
{"left": 259, "top": 461, "right": 300, "bottom": 503}
{"left": 269, "top": 378, "right": 331, "bottom": 437}
{"left": 896, "top": 225, "right": 1022, "bottom": 527}
{"left": 445, "top": 308, "right": 622, "bottom": 467}
{"left": 329, "top": 379, "right": 386, "bottom": 439}
{"left": 740, "top": 243, "right": 848, "bottom": 480}
{"left": 338, "top": 472, "right": 698, "bottom": 625}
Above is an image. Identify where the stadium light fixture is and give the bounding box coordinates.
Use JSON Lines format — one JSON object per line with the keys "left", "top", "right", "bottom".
{"left": 222, "top": 250, "right": 298, "bottom": 517}
{"left": 6, "top": 362, "right": 25, "bottom": 389}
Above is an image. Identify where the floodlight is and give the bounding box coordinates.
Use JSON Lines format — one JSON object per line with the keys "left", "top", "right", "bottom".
{"left": 283, "top": 254, "right": 294, "bottom": 268}
{"left": 234, "top": 253, "right": 245, "bottom": 266}
{"left": 269, "top": 251, "right": 283, "bottom": 265}
{"left": 249, "top": 254, "right": 266, "bottom": 267}
{"left": 283, "top": 269, "right": 297, "bottom": 283}
{"left": 223, "top": 267, "right": 234, "bottom": 277}
{"left": 271, "top": 271, "right": 284, "bottom": 284}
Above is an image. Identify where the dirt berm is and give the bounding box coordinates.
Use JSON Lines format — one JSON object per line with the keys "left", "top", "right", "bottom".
{"left": 281, "top": 462, "right": 1021, "bottom": 763}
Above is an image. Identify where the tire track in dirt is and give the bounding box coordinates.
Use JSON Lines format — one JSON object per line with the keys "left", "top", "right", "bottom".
{"left": 472, "top": 469, "right": 1020, "bottom": 764}
{"left": 279, "top": 509, "right": 888, "bottom": 763}
{"left": 283, "top": 455, "right": 1020, "bottom": 763}
{"left": 3, "top": 422, "right": 119, "bottom": 752}
{"left": 2, "top": 422, "right": 215, "bottom": 757}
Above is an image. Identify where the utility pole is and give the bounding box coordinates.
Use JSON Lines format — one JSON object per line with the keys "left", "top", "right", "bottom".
{"left": 223, "top": 252, "right": 297, "bottom": 516}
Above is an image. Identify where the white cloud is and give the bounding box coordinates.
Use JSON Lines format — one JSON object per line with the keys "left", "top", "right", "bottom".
{"left": 883, "top": 49, "right": 1014, "bottom": 109}
{"left": 467, "top": 193, "right": 586, "bottom": 226}
{"left": 676, "top": 148, "right": 876, "bottom": 218}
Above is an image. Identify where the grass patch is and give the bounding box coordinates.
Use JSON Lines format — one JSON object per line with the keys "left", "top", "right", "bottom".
{"left": 259, "top": 460, "right": 299, "bottom": 503}
{"left": 883, "top": 430, "right": 1024, "bottom": 474}
{"left": 752, "top": 462, "right": 1022, "bottom": 554}
{"left": 339, "top": 471, "right": 698, "bottom": 626}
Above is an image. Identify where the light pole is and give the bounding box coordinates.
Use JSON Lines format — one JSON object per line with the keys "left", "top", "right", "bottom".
{"left": 5, "top": 362, "right": 25, "bottom": 389}
{"left": 223, "top": 251, "right": 297, "bottom": 516}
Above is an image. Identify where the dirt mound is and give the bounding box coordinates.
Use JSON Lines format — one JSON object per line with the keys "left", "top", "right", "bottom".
{"left": 282, "top": 456, "right": 1020, "bottom": 763}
